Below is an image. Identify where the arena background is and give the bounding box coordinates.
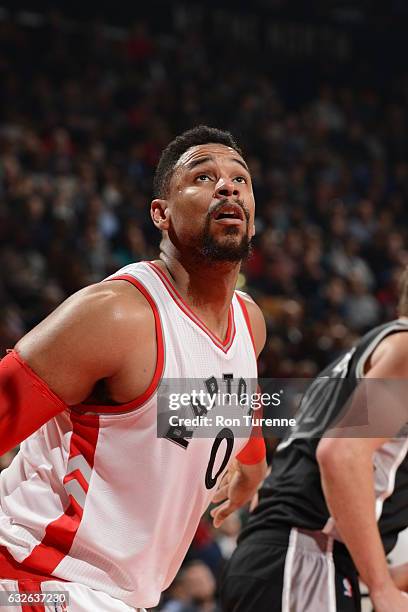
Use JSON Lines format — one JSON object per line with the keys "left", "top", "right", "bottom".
{"left": 0, "top": 1, "right": 407, "bottom": 609}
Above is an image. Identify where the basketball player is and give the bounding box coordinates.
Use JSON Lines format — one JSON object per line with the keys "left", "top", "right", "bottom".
{"left": 0, "top": 126, "right": 267, "bottom": 611}
{"left": 221, "top": 270, "right": 408, "bottom": 612}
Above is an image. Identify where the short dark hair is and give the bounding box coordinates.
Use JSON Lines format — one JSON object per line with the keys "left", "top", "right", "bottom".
{"left": 153, "top": 125, "right": 242, "bottom": 198}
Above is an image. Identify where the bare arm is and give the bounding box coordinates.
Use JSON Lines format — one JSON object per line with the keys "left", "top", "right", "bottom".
{"left": 317, "top": 333, "right": 408, "bottom": 611}
{"left": 1, "top": 281, "right": 155, "bottom": 453}
{"left": 15, "top": 281, "right": 156, "bottom": 404}
{"left": 390, "top": 564, "right": 408, "bottom": 593}
{"left": 317, "top": 436, "right": 391, "bottom": 592}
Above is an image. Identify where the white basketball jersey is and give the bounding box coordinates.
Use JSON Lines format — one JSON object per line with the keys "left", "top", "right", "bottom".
{"left": 0, "top": 262, "right": 258, "bottom": 608}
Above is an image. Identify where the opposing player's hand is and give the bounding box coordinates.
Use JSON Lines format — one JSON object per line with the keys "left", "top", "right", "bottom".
{"left": 210, "top": 459, "right": 266, "bottom": 528}
{"left": 370, "top": 582, "right": 408, "bottom": 611}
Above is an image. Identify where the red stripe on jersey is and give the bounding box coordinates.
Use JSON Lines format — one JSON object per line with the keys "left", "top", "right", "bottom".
{"left": 72, "top": 273, "right": 165, "bottom": 414}
{"left": 17, "top": 413, "right": 99, "bottom": 576}
{"left": 0, "top": 545, "right": 66, "bottom": 582}
{"left": 17, "top": 579, "right": 46, "bottom": 612}
{"left": 235, "top": 293, "right": 256, "bottom": 358}
{"left": 64, "top": 469, "right": 89, "bottom": 494}
{"left": 147, "top": 262, "right": 236, "bottom": 352}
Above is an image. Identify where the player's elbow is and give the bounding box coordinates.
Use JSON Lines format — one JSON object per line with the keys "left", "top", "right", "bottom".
{"left": 316, "top": 438, "right": 334, "bottom": 467}
{"left": 316, "top": 438, "right": 358, "bottom": 475}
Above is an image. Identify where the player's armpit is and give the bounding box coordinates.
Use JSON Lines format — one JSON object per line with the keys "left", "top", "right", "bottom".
{"left": 0, "top": 351, "right": 67, "bottom": 456}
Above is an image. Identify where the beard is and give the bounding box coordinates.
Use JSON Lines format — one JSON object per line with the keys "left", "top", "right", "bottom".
{"left": 198, "top": 208, "right": 252, "bottom": 263}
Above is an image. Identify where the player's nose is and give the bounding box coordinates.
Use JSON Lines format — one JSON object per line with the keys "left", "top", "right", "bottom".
{"left": 214, "top": 177, "right": 239, "bottom": 199}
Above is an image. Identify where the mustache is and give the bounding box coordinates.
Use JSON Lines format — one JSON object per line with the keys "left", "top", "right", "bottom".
{"left": 207, "top": 198, "right": 250, "bottom": 222}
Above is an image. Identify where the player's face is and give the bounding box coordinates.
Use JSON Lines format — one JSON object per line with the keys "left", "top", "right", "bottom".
{"left": 154, "top": 143, "right": 255, "bottom": 262}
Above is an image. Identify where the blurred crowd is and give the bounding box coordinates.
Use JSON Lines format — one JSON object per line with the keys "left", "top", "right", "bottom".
{"left": 1, "top": 13, "right": 408, "bottom": 375}
{"left": 1, "top": 10, "right": 408, "bottom": 610}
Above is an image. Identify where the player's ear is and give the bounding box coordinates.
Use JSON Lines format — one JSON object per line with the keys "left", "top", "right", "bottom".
{"left": 151, "top": 199, "right": 170, "bottom": 231}
{"left": 250, "top": 220, "right": 256, "bottom": 238}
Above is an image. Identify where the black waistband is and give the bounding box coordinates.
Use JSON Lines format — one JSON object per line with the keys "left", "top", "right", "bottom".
{"left": 238, "top": 526, "right": 353, "bottom": 563}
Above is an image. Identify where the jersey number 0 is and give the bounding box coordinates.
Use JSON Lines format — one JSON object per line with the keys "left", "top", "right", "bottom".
{"left": 205, "top": 427, "right": 234, "bottom": 489}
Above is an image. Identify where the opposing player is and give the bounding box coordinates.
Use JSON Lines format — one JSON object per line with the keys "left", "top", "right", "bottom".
{"left": 0, "top": 126, "right": 267, "bottom": 611}
{"left": 221, "top": 269, "right": 408, "bottom": 612}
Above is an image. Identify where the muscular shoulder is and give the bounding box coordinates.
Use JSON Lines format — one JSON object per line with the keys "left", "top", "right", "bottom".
{"left": 366, "top": 329, "right": 408, "bottom": 378}
{"left": 79, "top": 279, "right": 154, "bottom": 325}
{"left": 319, "top": 329, "right": 408, "bottom": 458}
{"left": 236, "top": 291, "right": 266, "bottom": 358}
{"left": 18, "top": 280, "right": 153, "bottom": 351}
{"left": 16, "top": 280, "right": 156, "bottom": 404}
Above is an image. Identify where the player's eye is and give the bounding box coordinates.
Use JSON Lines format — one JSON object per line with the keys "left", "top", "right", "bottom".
{"left": 233, "top": 176, "right": 247, "bottom": 183}
{"left": 196, "top": 174, "right": 212, "bottom": 182}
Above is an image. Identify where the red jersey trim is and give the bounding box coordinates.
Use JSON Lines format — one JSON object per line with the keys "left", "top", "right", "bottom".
{"left": 72, "top": 274, "right": 165, "bottom": 415}
{"left": 236, "top": 434, "right": 266, "bottom": 465}
{"left": 0, "top": 545, "right": 66, "bottom": 583}
{"left": 235, "top": 292, "right": 257, "bottom": 358}
{"left": 147, "top": 261, "right": 236, "bottom": 353}
{"left": 3, "top": 414, "right": 100, "bottom": 578}
{"left": 17, "top": 579, "right": 46, "bottom": 611}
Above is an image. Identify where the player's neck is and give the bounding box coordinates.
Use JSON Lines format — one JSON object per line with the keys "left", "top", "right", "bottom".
{"left": 155, "top": 254, "right": 239, "bottom": 336}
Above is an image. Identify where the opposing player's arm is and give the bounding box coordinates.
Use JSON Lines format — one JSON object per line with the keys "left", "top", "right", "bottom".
{"left": 317, "top": 332, "right": 408, "bottom": 610}
{"left": 390, "top": 564, "right": 408, "bottom": 593}
{"left": 0, "top": 281, "right": 155, "bottom": 455}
